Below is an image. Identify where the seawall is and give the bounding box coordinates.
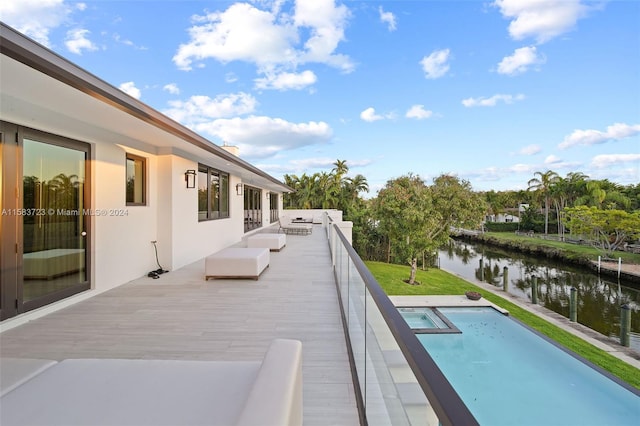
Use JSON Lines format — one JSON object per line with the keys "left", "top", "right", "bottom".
{"left": 454, "top": 234, "right": 640, "bottom": 285}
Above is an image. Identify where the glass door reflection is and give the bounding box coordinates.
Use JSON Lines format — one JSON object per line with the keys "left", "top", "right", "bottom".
{"left": 22, "top": 138, "right": 88, "bottom": 303}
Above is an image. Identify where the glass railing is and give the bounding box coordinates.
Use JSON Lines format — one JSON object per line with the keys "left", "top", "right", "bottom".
{"left": 328, "top": 218, "right": 478, "bottom": 426}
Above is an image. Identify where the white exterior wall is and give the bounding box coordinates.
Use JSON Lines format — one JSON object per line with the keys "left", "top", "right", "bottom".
{"left": 167, "top": 156, "right": 245, "bottom": 271}
{"left": 90, "top": 146, "right": 255, "bottom": 293}
{"left": 486, "top": 213, "right": 520, "bottom": 223}
{"left": 91, "top": 143, "right": 159, "bottom": 292}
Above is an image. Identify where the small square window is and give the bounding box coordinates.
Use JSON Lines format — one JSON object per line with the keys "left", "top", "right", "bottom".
{"left": 126, "top": 154, "right": 146, "bottom": 205}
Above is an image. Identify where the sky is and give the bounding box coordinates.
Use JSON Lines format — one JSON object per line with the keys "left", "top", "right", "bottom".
{"left": 2, "top": 0, "right": 639, "bottom": 196}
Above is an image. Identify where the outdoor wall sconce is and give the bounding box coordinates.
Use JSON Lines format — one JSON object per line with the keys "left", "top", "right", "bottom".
{"left": 185, "top": 170, "right": 196, "bottom": 188}
{"left": 265, "top": 191, "right": 271, "bottom": 199}
{"left": 236, "top": 183, "right": 243, "bottom": 195}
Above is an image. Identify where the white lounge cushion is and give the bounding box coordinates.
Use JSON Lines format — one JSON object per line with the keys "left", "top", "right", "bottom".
{"left": 1, "top": 359, "right": 261, "bottom": 426}
{"left": 237, "top": 339, "right": 303, "bottom": 426}
{"left": 0, "top": 339, "right": 303, "bottom": 426}
{"left": 0, "top": 358, "right": 58, "bottom": 397}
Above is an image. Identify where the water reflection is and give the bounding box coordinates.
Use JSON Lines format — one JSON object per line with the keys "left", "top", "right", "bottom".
{"left": 439, "top": 240, "right": 640, "bottom": 351}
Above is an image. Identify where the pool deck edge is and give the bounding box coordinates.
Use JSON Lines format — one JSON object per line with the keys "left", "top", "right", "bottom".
{"left": 390, "top": 295, "right": 509, "bottom": 314}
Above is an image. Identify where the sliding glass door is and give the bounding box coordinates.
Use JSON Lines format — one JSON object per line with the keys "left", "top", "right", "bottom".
{"left": 1, "top": 122, "right": 90, "bottom": 320}
{"left": 243, "top": 186, "right": 262, "bottom": 232}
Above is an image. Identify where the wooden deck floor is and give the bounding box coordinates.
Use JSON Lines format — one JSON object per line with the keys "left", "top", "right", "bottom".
{"left": 0, "top": 224, "right": 360, "bottom": 425}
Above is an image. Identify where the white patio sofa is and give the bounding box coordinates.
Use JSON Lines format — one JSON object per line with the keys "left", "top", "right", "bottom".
{"left": 0, "top": 339, "right": 302, "bottom": 426}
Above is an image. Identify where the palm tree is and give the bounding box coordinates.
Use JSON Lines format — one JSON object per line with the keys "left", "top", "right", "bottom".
{"left": 331, "top": 159, "right": 349, "bottom": 179}
{"left": 527, "top": 170, "right": 560, "bottom": 235}
{"left": 621, "top": 183, "right": 640, "bottom": 211}
{"left": 48, "top": 173, "right": 80, "bottom": 211}
{"left": 327, "top": 171, "right": 346, "bottom": 209}
{"left": 297, "top": 174, "right": 318, "bottom": 209}
{"left": 549, "top": 177, "right": 566, "bottom": 238}
{"left": 576, "top": 179, "right": 631, "bottom": 210}
{"left": 347, "top": 174, "right": 369, "bottom": 197}
{"left": 340, "top": 174, "right": 369, "bottom": 213}
{"left": 282, "top": 174, "right": 300, "bottom": 208}
{"left": 484, "top": 190, "right": 506, "bottom": 222}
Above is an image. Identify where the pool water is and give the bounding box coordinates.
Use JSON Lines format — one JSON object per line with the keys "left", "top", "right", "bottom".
{"left": 405, "top": 307, "right": 640, "bottom": 426}
{"left": 397, "top": 307, "right": 449, "bottom": 330}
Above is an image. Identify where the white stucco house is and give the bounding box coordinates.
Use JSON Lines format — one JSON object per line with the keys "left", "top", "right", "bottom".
{"left": 0, "top": 23, "right": 291, "bottom": 322}
{"left": 485, "top": 213, "right": 520, "bottom": 223}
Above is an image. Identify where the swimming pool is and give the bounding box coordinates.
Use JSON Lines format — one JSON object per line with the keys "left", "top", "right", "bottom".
{"left": 400, "top": 307, "right": 640, "bottom": 426}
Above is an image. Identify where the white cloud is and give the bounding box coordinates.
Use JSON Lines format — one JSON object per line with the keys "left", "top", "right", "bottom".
{"left": 509, "top": 163, "right": 536, "bottom": 173}
{"left": 65, "top": 28, "right": 98, "bottom": 54}
{"left": 420, "top": 49, "right": 451, "bottom": 79}
{"left": 591, "top": 153, "right": 640, "bottom": 169}
{"left": 544, "top": 155, "right": 562, "bottom": 165}
{"left": 462, "top": 163, "right": 538, "bottom": 187}
{"left": 519, "top": 144, "right": 541, "bottom": 155}
{"left": 161, "top": 90, "right": 331, "bottom": 158}
{"left": 164, "top": 92, "right": 258, "bottom": 125}
{"left": 119, "top": 82, "right": 141, "bottom": 99}
{"left": 113, "top": 33, "right": 146, "bottom": 50}
{"left": 360, "top": 107, "right": 395, "bottom": 122}
{"left": 163, "top": 83, "right": 180, "bottom": 95}
{"left": 360, "top": 108, "right": 382, "bottom": 122}
{"left": 497, "top": 46, "right": 545, "bottom": 75}
{"left": 195, "top": 116, "right": 333, "bottom": 158}
{"left": 462, "top": 93, "right": 525, "bottom": 107}
{"left": 113, "top": 33, "right": 133, "bottom": 47}
{"left": 559, "top": 123, "right": 640, "bottom": 149}
{"left": 293, "top": 0, "right": 352, "bottom": 70}
{"left": 379, "top": 6, "right": 397, "bottom": 31}
{"left": 289, "top": 157, "right": 344, "bottom": 169}
{"left": 0, "top": 0, "right": 72, "bottom": 46}
{"left": 225, "top": 72, "right": 238, "bottom": 83}
{"left": 173, "top": 3, "right": 294, "bottom": 70}
{"left": 173, "top": 0, "right": 352, "bottom": 88}
{"left": 405, "top": 105, "right": 433, "bottom": 120}
{"left": 492, "top": 0, "right": 590, "bottom": 44}
{"left": 255, "top": 70, "right": 317, "bottom": 91}
{"left": 257, "top": 156, "right": 373, "bottom": 177}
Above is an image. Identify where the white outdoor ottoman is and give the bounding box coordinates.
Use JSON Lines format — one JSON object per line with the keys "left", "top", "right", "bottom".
{"left": 247, "top": 233, "right": 286, "bottom": 251}
{"left": 205, "top": 247, "right": 270, "bottom": 280}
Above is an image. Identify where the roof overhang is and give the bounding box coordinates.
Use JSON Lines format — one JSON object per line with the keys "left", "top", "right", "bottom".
{"left": 0, "top": 22, "right": 292, "bottom": 193}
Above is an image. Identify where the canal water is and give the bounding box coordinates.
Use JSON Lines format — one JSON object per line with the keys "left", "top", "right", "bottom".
{"left": 438, "top": 239, "right": 640, "bottom": 352}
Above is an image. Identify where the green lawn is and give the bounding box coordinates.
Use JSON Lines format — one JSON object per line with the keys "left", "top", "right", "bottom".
{"left": 481, "top": 232, "right": 640, "bottom": 264}
{"left": 366, "top": 260, "right": 640, "bottom": 389}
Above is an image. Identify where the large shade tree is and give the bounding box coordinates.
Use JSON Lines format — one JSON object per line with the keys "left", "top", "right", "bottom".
{"left": 563, "top": 206, "right": 640, "bottom": 257}
{"left": 373, "top": 173, "right": 486, "bottom": 284}
{"left": 373, "top": 174, "right": 434, "bottom": 284}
